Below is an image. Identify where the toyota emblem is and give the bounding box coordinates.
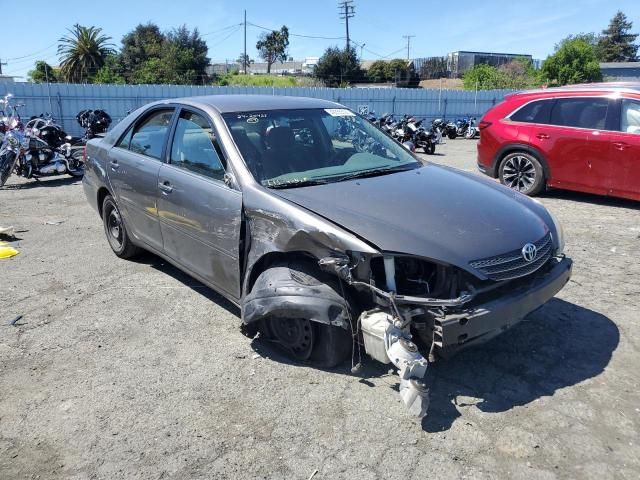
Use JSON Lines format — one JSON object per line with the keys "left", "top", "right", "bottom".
{"left": 521, "top": 243, "right": 537, "bottom": 262}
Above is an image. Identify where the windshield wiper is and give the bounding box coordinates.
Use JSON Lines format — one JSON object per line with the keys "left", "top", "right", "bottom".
{"left": 336, "top": 164, "right": 420, "bottom": 182}
{"left": 267, "top": 178, "right": 331, "bottom": 189}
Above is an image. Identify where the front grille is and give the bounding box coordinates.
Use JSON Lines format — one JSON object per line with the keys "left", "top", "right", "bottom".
{"left": 470, "top": 233, "right": 553, "bottom": 281}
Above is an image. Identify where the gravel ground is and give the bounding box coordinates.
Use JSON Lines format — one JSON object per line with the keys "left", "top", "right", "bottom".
{"left": 1, "top": 139, "right": 639, "bottom": 480}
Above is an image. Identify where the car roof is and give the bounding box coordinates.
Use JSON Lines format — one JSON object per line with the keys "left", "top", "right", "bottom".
{"left": 509, "top": 82, "right": 640, "bottom": 98}
{"left": 169, "top": 94, "right": 343, "bottom": 113}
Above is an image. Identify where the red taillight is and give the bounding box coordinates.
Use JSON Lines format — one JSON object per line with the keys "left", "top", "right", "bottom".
{"left": 478, "top": 121, "right": 492, "bottom": 130}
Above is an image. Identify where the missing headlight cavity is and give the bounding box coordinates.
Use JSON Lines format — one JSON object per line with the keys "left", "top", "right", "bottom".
{"left": 370, "top": 256, "right": 448, "bottom": 296}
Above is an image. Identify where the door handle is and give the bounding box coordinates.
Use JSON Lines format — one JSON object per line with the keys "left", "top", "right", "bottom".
{"left": 612, "top": 142, "right": 630, "bottom": 151}
{"left": 535, "top": 133, "right": 550, "bottom": 140}
{"left": 109, "top": 159, "right": 119, "bottom": 170}
{"left": 158, "top": 181, "right": 173, "bottom": 193}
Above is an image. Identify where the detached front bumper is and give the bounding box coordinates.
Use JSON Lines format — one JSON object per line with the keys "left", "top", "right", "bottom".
{"left": 434, "top": 256, "right": 572, "bottom": 357}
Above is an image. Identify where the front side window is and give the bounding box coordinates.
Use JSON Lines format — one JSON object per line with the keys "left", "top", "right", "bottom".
{"left": 170, "top": 111, "right": 225, "bottom": 181}
{"left": 621, "top": 99, "right": 640, "bottom": 134}
{"left": 223, "top": 108, "right": 420, "bottom": 188}
{"left": 549, "top": 98, "right": 609, "bottom": 130}
{"left": 129, "top": 109, "right": 174, "bottom": 159}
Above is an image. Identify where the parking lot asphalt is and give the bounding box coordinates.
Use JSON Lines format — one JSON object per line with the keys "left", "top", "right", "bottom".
{"left": 1, "top": 139, "right": 639, "bottom": 479}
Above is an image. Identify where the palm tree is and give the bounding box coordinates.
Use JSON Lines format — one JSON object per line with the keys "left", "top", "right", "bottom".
{"left": 58, "top": 24, "right": 115, "bottom": 83}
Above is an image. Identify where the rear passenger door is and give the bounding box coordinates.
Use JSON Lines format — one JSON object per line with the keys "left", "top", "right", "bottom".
{"left": 108, "top": 108, "right": 176, "bottom": 251}
{"left": 157, "top": 108, "right": 243, "bottom": 300}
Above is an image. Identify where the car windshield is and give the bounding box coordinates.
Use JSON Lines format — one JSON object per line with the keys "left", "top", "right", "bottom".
{"left": 223, "top": 108, "right": 421, "bottom": 188}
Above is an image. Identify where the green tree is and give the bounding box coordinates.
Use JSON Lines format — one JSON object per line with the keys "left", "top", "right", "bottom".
{"left": 117, "top": 23, "right": 209, "bottom": 85}
{"left": 386, "top": 58, "right": 409, "bottom": 82}
{"left": 256, "top": 26, "right": 289, "bottom": 73}
{"left": 119, "top": 23, "right": 164, "bottom": 80}
{"left": 57, "top": 24, "right": 115, "bottom": 83}
{"left": 93, "top": 55, "right": 125, "bottom": 84}
{"left": 315, "top": 46, "right": 363, "bottom": 87}
{"left": 597, "top": 11, "right": 639, "bottom": 62}
{"left": 27, "top": 61, "right": 58, "bottom": 83}
{"left": 367, "top": 60, "right": 389, "bottom": 82}
{"left": 463, "top": 64, "right": 505, "bottom": 90}
{"left": 541, "top": 38, "right": 602, "bottom": 86}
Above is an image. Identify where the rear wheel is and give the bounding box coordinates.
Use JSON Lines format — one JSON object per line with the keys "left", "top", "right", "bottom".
{"left": 499, "top": 151, "right": 545, "bottom": 196}
{"left": 448, "top": 131, "right": 457, "bottom": 140}
{"left": 102, "top": 195, "right": 140, "bottom": 258}
{"left": 67, "top": 148, "right": 85, "bottom": 177}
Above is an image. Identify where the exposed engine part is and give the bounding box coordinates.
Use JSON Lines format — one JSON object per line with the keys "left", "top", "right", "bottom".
{"left": 360, "top": 309, "right": 430, "bottom": 418}
{"left": 383, "top": 255, "right": 397, "bottom": 292}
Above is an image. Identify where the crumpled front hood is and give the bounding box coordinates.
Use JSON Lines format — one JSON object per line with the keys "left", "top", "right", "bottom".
{"left": 272, "top": 164, "right": 550, "bottom": 272}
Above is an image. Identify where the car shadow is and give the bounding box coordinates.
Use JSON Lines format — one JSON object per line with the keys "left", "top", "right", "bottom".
{"left": 132, "top": 251, "right": 240, "bottom": 317}
{"left": 421, "top": 298, "right": 618, "bottom": 432}
{"left": 2, "top": 176, "right": 81, "bottom": 190}
{"left": 542, "top": 189, "right": 639, "bottom": 210}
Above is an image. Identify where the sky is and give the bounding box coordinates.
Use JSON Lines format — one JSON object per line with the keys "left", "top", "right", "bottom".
{"left": 2, "top": 0, "right": 639, "bottom": 80}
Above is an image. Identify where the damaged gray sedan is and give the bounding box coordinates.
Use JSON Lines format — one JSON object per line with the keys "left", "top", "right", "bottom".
{"left": 83, "top": 95, "right": 572, "bottom": 418}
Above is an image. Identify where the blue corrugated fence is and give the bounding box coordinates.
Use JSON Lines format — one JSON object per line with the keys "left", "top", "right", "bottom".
{"left": 0, "top": 82, "right": 515, "bottom": 136}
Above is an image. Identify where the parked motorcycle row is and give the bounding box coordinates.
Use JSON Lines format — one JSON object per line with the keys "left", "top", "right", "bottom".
{"left": 0, "top": 94, "right": 112, "bottom": 187}
{"left": 364, "top": 112, "right": 479, "bottom": 155}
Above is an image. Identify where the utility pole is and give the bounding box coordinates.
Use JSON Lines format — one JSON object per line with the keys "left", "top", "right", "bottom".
{"left": 243, "top": 10, "right": 247, "bottom": 74}
{"left": 0, "top": 59, "right": 7, "bottom": 75}
{"left": 402, "top": 35, "right": 415, "bottom": 60}
{"left": 338, "top": 1, "right": 355, "bottom": 51}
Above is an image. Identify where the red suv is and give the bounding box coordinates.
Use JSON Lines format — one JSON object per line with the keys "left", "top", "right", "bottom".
{"left": 477, "top": 83, "right": 640, "bottom": 201}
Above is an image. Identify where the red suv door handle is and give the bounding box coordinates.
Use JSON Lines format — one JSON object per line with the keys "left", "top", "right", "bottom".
{"left": 535, "top": 133, "right": 550, "bottom": 140}
{"left": 612, "top": 142, "right": 630, "bottom": 151}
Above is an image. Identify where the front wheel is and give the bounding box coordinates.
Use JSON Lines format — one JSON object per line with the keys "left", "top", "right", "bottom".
{"left": 499, "top": 152, "right": 545, "bottom": 196}
{"left": 424, "top": 143, "right": 436, "bottom": 155}
{"left": 465, "top": 127, "right": 477, "bottom": 139}
{"left": 0, "top": 151, "right": 17, "bottom": 187}
{"left": 447, "top": 131, "right": 457, "bottom": 140}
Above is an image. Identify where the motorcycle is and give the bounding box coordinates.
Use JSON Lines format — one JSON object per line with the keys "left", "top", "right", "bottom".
{"left": 431, "top": 118, "right": 452, "bottom": 143}
{"left": 449, "top": 116, "right": 478, "bottom": 139}
{"left": 0, "top": 96, "right": 86, "bottom": 187}
{"left": 412, "top": 119, "right": 438, "bottom": 155}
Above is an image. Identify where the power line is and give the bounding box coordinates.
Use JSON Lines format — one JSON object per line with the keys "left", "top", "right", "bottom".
{"left": 338, "top": 0, "right": 355, "bottom": 50}
{"left": 4, "top": 43, "right": 57, "bottom": 62}
{"left": 247, "top": 21, "right": 344, "bottom": 40}
{"left": 201, "top": 23, "right": 243, "bottom": 37}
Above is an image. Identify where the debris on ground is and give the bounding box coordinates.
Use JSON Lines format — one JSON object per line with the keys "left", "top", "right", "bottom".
{"left": 0, "top": 241, "right": 19, "bottom": 259}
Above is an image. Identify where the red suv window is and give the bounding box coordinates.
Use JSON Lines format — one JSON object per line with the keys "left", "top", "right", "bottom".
{"left": 548, "top": 98, "right": 609, "bottom": 130}
{"left": 510, "top": 100, "right": 553, "bottom": 124}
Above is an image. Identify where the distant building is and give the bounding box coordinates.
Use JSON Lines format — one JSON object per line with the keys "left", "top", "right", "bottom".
{"left": 447, "top": 51, "right": 533, "bottom": 78}
{"left": 600, "top": 62, "right": 640, "bottom": 81}
{"left": 0, "top": 75, "right": 16, "bottom": 83}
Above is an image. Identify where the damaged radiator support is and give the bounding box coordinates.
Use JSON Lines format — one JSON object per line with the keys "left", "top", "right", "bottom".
{"left": 318, "top": 254, "right": 474, "bottom": 418}
{"left": 360, "top": 309, "right": 430, "bottom": 418}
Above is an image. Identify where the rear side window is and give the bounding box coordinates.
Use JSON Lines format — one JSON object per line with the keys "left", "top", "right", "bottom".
{"left": 129, "top": 109, "right": 174, "bottom": 159}
{"left": 549, "top": 98, "right": 609, "bottom": 130}
{"left": 510, "top": 100, "right": 552, "bottom": 124}
{"left": 621, "top": 99, "right": 640, "bottom": 134}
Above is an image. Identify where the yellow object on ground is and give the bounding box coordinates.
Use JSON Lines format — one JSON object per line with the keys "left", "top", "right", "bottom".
{"left": 0, "top": 241, "right": 19, "bottom": 259}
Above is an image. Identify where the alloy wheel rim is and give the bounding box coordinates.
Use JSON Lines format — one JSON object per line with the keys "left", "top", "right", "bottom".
{"left": 107, "top": 208, "right": 123, "bottom": 247}
{"left": 503, "top": 155, "right": 536, "bottom": 192}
